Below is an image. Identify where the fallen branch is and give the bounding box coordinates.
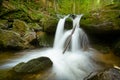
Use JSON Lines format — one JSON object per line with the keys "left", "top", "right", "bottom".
{"left": 63, "top": 24, "right": 77, "bottom": 54}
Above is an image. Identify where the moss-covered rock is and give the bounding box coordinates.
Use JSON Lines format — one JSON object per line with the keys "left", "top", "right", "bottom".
{"left": 79, "top": 4, "right": 120, "bottom": 52}
{"left": 37, "top": 31, "right": 54, "bottom": 47}
{"left": 2, "top": 10, "right": 33, "bottom": 22}
{"left": 81, "top": 4, "right": 120, "bottom": 33}
{"left": 0, "top": 20, "right": 8, "bottom": 29}
{"left": 0, "top": 1, "right": 15, "bottom": 17}
{"left": 0, "top": 1, "right": 39, "bottom": 22}
{"left": 28, "top": 23, "right": 42, "bottom": 31}
{"left": 0, "top": 29, "right": 25, "bottom": 49}
{"left": 23, "top": 31, "right": 36, "bottom": 45}
{"left": 12, "top": 19, "right": 29, "bottom": 36}
{"left": 41, "top": 15, "right": 58, "bottom": 33}
{"left": 81, "top": 12, "right": 120, "bottom": 34}
{"left": 13, "top": 57, "right": 53, "bottom": 73}
{"left": 0, "top": 57, "right": 53, "bottom": 80}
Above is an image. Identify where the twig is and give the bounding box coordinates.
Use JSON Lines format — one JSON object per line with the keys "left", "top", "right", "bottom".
{"left": 63, "top": 24, "right": 77, "bottom": 54}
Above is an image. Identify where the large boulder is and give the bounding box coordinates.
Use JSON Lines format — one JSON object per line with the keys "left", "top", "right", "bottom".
{"left": 86, "top": 68, "right": 120, "bottom": 80}
{"left": 12, "top": 19, "right": 29, "bottom": 36}
{"left": 13, "top": 57, "right": 53, "bottom": 73}
{"left": 1, "top": 57, "right": 53, "bottom": 80}
{"left": 0, "top": 29, "right": 25, "bottom": 49}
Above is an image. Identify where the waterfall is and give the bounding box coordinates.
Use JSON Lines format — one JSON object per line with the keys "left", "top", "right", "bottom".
{"left": 53, "top": 15, "right": 69, "bottom": 49}
{"left": 72, "top": 15, "right": 89, "bottom": 52}
{"left": 54, "top": 14, "right": 89, "bottom": 52}
{"left": 0, "top": 14, "right": 101, "bottom": 80}
{"left": 50, "top": 15, "right": 96, "bottom": 80}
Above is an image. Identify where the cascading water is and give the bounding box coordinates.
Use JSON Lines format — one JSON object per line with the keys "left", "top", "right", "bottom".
{"left": 0, "top": 15, "right": 101, "bottom": 80}
{"left": 53, "top": 15, "right": 69, "bottom": 49}
{"left": 71, "top": 15, "right": 89, "bottom": 52}
{"left": 49, "top": 14, "right": 97, "bottom": 80}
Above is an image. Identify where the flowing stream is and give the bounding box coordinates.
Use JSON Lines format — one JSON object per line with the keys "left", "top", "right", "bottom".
{"left": 0, "top": 14, "right": 103, "bottom": 80}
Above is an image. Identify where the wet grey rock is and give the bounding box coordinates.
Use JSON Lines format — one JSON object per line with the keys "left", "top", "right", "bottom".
{"left": 86, "top": 68, "right": 120, "bottom": 80}
{"left": 13, "top": 57, "right": 53, "bottom": 73}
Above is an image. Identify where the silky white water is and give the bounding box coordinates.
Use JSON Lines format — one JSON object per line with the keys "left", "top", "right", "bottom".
{"left": 0, "top": 14, "right": 101, "bottom": 80}
{"left": 53, "top": 15, "right": 69, "bottom": 49}
{"left": 71, "top": 15, "right": 89, "bottom": 52}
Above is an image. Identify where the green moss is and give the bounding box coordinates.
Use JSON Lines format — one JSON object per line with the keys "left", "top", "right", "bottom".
{"left": 0, "top": 29, "right": 25, "bottom": 49}
{"left": 13, "top": 19, "right": 29, "bottom": 36}
{"left": 28, "top": 23, "right": 42, "bottom": 31}
{"left": 37, "top": 32, "right": 54, "bottom": 47}
{"left": 0, "top": 20, "right": 8, "bottom": 29}
{"left": 81, "top": 13, "right": 93, "bottom": 26}
{"left": 40, "top": 15, "right": 58, "bottom": 33}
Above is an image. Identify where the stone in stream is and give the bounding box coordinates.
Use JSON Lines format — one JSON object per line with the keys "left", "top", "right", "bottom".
{"left": 86, "top": 68, "right": 120, "bottom": 80}
{"left": 13, "top": 57, "right": 53, "bottom": 73}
